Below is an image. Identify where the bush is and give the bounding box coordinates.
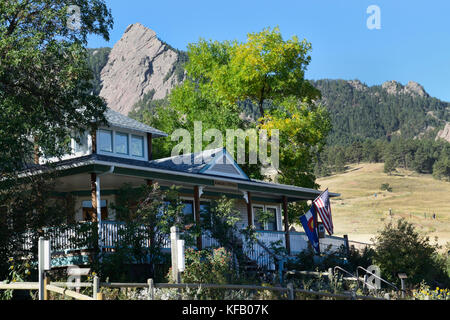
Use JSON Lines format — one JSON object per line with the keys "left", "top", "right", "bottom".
{"left": 380, "top": 183, "right": 392, "bottom": 192}
{"left": 373, "top": 219, "right": 449, "bottom": 287}
{"left": 170, "top": 247, "right": 234, "bottom": 299}
{"left": 287, "top": 244, "right": 374, "bottom": 273}
{"left": 179, "top": 247, "right": 233, "bottom": 284}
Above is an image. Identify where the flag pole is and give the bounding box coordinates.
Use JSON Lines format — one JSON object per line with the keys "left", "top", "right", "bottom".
{"left": 312, "top": 188, "right": 329, "bottom": 255}
{"left": 313, "top": 188, "right": 328, "bottom": 203}
{"left": 312, "top": 204, "right": 321, "bottom": 255}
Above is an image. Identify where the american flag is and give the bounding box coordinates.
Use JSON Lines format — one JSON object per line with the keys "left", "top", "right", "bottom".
{"left": 313, "top": 189, "right": 333, "bottom": 235}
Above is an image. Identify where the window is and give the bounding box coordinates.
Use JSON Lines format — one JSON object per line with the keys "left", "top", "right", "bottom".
{"left": 99, "top": 130, "right": 113, "bottom": 152}
{"left": 115, "top": 132, "right": 129, "bottom": 155}
{"left": 131, "top": 135, "right": 144, "bottom": 157}
{"left": 74, "top": 132, "right": 88, "bottom": 153}
{"left": 253, "top": 205, "right": 278, "bottom": 231}
{"left": 265, "top": 207, "right": 277, "bottom": 231}
{"left": 182, "top": 200, "right": 194, "bottom": 225}
{"left": 200, "top": 201, "right": 211, "bottom": 224}
{"left": 253, "top": 206, "right": 265, "bottom": 230}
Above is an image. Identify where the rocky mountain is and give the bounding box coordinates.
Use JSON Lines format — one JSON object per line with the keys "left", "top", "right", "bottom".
{"left": 437, "top": 122, "right": 450, "bottom": 142}
{"left": 381, "top": 80, "right": 429, "bottom": 97}
{"left": 97, "top": 23, "right": 186, "bottom": 115}
{"left": 311, "top": 79, "right": 450, "bottom": 144}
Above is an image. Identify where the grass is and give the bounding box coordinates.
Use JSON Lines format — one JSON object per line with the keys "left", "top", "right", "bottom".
{"left": 316, "top": 163, "right": 450, "bottom": 248}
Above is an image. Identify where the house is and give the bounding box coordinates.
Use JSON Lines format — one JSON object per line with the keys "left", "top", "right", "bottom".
{"left": 26, "top": 108, "right": 345, "bottom": 268}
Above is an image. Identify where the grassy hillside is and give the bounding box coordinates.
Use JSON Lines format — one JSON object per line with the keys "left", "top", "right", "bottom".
{"left": 317, "top": 163, "right": 450, "bottom": 247}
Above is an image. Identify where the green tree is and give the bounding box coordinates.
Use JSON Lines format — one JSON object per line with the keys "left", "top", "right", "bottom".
{"left": 211, "top": 27, "right": 320, "bottom": 117}
{"left": 144, "top": 27, "right": 330, "bottom": 190}
{"left": 334, "top": 148, "right": 346, "bottom": 173}
{"left": 0, "top": 0, "right": 113, "bottom": 174}
{"left": 103, "top": 183, "right": 186, "bottom": 281}
{"left": 383, "top": 155, "right": 396, "bottom": 174}
{"left": 432, "top": 153, "right": 450, "bottom": 181}
{"left": 0, "top": 0, "right": 112, "bottom": 279}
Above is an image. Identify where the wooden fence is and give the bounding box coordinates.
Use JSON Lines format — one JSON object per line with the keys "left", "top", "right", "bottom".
{"left": 2, "top": 270, "right": 389, "bottom": 300}
{"left": 0, "top": 279, "right": 100, "bottom": 300}
{"left": 100, "top": 280, "right": 385, "bottom": 300}
{"left": 0, "top": 277, "right": 385, "bottom": 300}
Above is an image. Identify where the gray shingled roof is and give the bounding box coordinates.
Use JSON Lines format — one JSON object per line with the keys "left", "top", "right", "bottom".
{"left": 104, "top": 108, "right": 167, "bottom": 137}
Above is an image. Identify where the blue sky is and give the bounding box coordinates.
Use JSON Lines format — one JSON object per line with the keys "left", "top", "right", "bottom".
{"left": 88, "top": 0, "right": 450, "bottom": 102}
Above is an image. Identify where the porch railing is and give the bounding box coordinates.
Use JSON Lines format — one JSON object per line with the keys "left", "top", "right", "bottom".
{"left": 23, "top": 222, "right": 349, "bottom": 269}
{"left": 100, "top": 221, "right": 171, "bottom": 249}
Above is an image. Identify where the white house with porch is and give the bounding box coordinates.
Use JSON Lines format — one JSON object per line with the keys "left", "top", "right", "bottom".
{"left": 26, "top": 108, "right": 346, "bottom": 268}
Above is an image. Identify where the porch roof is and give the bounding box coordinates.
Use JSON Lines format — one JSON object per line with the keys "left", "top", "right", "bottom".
{"left": 29, "top": 152, "right": 339, "bottom": 201}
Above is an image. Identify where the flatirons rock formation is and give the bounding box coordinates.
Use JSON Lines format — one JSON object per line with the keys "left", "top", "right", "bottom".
{"left": 381, "top": 80, "right": 429, "bottom": 97}
{"left": 436, "top": 122, "right": 450, "bottom": 143}
{"left": 99, "top": 23, "right": 181, "bottom": 115}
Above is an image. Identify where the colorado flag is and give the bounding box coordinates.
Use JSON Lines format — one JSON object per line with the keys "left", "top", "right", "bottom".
{"left": 299, "top": 206, "right": 320, "bottom": 254}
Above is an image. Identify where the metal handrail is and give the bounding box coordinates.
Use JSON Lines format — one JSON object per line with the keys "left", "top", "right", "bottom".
{"left": 356, "top": 266, "right": 399, "bottom": 291}
{"left": 333, "top": 266, "right": 357, "bottom": 280}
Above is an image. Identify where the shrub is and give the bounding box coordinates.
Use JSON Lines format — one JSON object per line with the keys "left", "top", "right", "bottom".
{"left": 170, "top": 247, "right": 234, "bottom": 299}
{"left": 380, "top": 183, "right": 392, "bottom": 192}
{"left": 373, "top": 219, "right": 449, "bottom": 287}
{"left": 0, "top": 257, "right": 33, "bottom": 300}
{"left": 180, "top": 247, "right": 233, "bottom": 284}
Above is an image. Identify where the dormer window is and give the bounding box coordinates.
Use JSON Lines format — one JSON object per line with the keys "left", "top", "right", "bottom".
{"left": 115, "top": 132, "right": 129, "bottom": 155}
{"left": 97, "top": 128, "right": 147, "bottom": 160}
{"left": 131, "top": 135, "right": 144, "bottom": 157}
{"left": 99, "top": 129, "right": 113, "bottom": 153}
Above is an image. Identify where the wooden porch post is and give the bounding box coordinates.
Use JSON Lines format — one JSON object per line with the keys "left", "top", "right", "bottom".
{"left": 33, "top": 136, "right": 40, "bottom": 164}
{"left": 282, "top": 196, "right": 291, "bottom": 255}
{"left": 194, "top": 185, "right": 202, "bottom": 249}
{"left": 91, "top": 129, "right": 97, "bottom": 154}
{"left": 246, "top": 191, "right": 253, "bottom": 227}
{"left": 90, "top": 173, "right": 97, "bottom": 219}
{"left": 91, "top": 172, "right": 103, "bottom": 255}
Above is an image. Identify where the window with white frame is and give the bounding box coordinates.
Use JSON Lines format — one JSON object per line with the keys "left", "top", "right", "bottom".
{"left": 253, "top": 205, "right": 278, "bottom": 231}
{"left": 97, "top": 128, "right": 146, "bottom": 160}
{"left": 115, "top": 132, "right": 129, "bottom": 155}
{"left": 131, "top": 135, "right": 144, "bottom": 157}
{"left": 99, "top": 130, "right": 113, "bottom": 153}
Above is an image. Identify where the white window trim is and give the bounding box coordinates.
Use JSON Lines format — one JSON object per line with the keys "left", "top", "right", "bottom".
{"left": 131, "top": 134, "right": 145, "bottom": 158}
{"left": 97, "top": 127, "right": 148, "bottom": 161}
{"left": 98, "top": 129, "right": 114, "bottom": 153}
{"left": 114, "top": 131, "right": 129, "bottom": 155}
{"left": 252, "top": 204, "right": 280, "bottom": 231}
